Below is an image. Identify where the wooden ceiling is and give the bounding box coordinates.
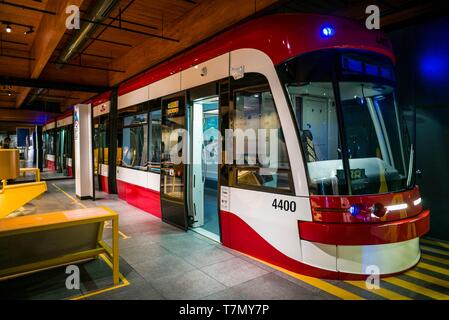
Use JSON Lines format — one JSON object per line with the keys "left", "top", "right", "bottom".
{"left": 0, "top": 0, "right": 444, "bottom": 125}
{"left": 0, "top": 0, "right": 280, "bottom": 117}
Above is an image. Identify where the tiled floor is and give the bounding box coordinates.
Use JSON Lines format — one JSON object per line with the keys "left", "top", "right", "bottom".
{"left": 2, "top": 180, "right": 449, "bottom": 300}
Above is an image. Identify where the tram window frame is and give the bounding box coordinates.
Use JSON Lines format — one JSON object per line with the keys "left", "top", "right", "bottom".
{"left": 117, "top": 102, "right": 149, "bottom": 171}
{"left": 93, "top": 115, "right": 109, "bottom": 166}
{"left": 44, "top": 129, "right": 56, "bottom": 156}
{"left": 148, "top": 98, "right": 162, "bottom": 173}
{"left": 117, "top": 99, "right": 162, "bottom": 173}
{"left": 277, "top": 49, "right": 411, "bottom": 196}
{"left": 229, "top": 73, "right": 295, "bottom": 195}
{"left": 65, "top": 124, "right": 74, "bottom": 162}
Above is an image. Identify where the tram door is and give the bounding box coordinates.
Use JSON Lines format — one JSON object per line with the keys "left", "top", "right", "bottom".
{"left": 93, "top": 118, "right": 102, "bottom": 195}
{"left": 160, "top": 94, "right": 188, "bottom": 230}
{"left": 56, "top": 128, "right": 67, "bottom": 174}
{"left": 187, "top": 87, "right": 220, "bottom": 241}
{"left": 92, "top": 116, "right": 107, "bottom": 200}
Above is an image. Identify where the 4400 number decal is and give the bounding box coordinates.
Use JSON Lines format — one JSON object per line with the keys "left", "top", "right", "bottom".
{"left": 272, "top": 199, "right": 297, "bottom": 213}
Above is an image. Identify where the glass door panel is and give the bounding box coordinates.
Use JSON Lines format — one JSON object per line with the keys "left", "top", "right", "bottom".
{"left": 160, "top": 94, "right": 188, "bottom": 230}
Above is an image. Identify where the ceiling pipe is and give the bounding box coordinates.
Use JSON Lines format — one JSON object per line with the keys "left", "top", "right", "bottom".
{"left": 26, "top": 88, "right": 45, "bottom": 105}
{"left": 55, "top": 0, "right": 120, "bottom": 69}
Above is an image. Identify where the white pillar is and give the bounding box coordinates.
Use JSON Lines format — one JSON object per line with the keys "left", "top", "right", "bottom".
{"left": 74, "top": 104, "right": 93, "bottom": 199}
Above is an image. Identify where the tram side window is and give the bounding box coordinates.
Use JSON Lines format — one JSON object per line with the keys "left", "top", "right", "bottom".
{"left": 231, "top": 73, "right": 293, "bottom": 192}
{"left": 148, "top": 109, "right": 162, "bottom": 172}
{"left": 118, "top": 103, "right": 149, "bottom": 171}
{"left": 45, "top": 131, "right": 55, "bottom": 155}
{"left": 65, "top": 125, "right": 73, "bottom": 161}
{"left": 97, "top": 117, "right": 109, "bottom": 165}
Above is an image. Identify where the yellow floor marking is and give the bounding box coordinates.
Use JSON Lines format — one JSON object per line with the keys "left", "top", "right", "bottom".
{"left": 70, "top": 254, "right": 130, "bottom": 300}
{"left": 421, "top": 245, "right": 449, "bottom": 257}
{"left": 53, "top": 183, "right": 131, "bottom": 240}
{"left": 406, "top": 270, "right": 449, "bottom": 289}
{"left": 422, "top": 254, "right": 449, "bottom": 266}
{"left": 118, "top": 231, "right": 131, "bottom": 240}
{"left": 383, "top": 277, "right": 449, "bottom": 300}
{"left": 104, "top": 221, "right": 131, "bottom": 240}
{"left": 52, "top": 183, "right": 87, "bottom": 209}
{"left": 345, "top": 281, "right": 412, "bottom": 300}
{"left": 418, "top": 262, "right": 449, "bottom": 277}
{"left": 421, "top": 238, "right": 449, "bottom": 250}
{"left": 243, "top": 254, "right": 364, "bottom": 300}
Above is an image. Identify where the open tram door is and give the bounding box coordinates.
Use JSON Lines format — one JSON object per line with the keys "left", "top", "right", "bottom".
{"left": 186, "top": 84, "right": 221, "bottom": 242}
{"left": 160, "top": 94, "right": 189, "bottom": 230}
{"left": 160, "top": 87, "right": 221, "bottom": 240}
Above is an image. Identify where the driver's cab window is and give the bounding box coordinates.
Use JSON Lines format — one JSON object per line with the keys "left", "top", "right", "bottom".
{"left": 286, "top": 82, "right": 346, "bottom": 195}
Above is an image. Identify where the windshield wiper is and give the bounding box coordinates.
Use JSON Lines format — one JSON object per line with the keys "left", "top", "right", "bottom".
{"left": 407, "top": 144, "right": 414, "bottom": 187}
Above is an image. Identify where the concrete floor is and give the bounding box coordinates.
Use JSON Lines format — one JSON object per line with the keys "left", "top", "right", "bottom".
{"left": 1, "top": 180, "right": 449, "bottom": 300}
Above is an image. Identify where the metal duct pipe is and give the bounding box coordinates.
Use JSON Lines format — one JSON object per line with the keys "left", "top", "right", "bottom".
{"left": 27, "top": 88, "right": 45, "bottom": 105}
{"left": 55, "top": 0, "right": 120, "bottom": 69}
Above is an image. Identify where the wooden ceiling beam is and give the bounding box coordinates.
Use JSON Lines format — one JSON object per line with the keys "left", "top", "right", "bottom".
{"left": 15, "top": 0, "right": 86, "bottom": 108}
{"left": 108, "top": 0, "right": 280, "bottom": 85}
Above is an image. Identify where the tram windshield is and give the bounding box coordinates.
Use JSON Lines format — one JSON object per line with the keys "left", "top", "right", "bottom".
{"left": 278, "top": 50, "right": 413, "bottom": 196}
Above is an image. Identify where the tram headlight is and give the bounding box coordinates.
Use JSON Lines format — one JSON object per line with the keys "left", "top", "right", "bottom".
{"left": 349, "top": 204, "right": 361, "bottom": 216}
{"left": 371, "top": 203, "right": 387, "bottom": 218}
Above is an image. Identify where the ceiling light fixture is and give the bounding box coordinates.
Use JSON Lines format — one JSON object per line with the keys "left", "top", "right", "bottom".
{"left": 6, "top": 24, "right": 12, "bottom": 33}
{"left": 24, "top": 26, "right": 34, "bottom": 35}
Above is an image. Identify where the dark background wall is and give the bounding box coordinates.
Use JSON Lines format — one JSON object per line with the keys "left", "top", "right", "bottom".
{"left": 389, "top": 16, "right": 449, "bottom": 240}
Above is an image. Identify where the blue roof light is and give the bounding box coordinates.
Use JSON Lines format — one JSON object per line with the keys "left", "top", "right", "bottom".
{"left": 321, "top": 26, "right": 335, "bottom": 38}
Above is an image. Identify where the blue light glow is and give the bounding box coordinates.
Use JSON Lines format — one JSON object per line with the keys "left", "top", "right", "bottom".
{"left": 321, "top": 26, "right": 335, "bottom": 38}
{"left": 420, "top": 53, "right": 449, "bottom": 81}
{"left": 349, "top": 204, "right": 361, "bottom": 216}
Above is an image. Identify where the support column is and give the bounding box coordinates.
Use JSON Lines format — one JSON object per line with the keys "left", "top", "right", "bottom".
{"left": 108, "top": 88, "right": 118, "bottom": 194}
{"left": 35, "top": 125, "right": 43, "bottom": 172}
{"left": 74, "top": 104, "right": 93, "bottom": 200}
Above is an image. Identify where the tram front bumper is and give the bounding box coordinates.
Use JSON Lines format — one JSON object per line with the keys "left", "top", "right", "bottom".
{"left": 298, "top": 209, "right": 430, "bottom": 246}
{"left": 298, "top": 210, "right": 430, "bottom": 276}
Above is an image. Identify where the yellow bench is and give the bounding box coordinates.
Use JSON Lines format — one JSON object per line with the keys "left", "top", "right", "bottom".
{"left": 19, "top": 167, "right": 41, "bottom": 182}
{"left": 0, "top": 149, "right": 47, "bottom": 219}
{"left": 0, "top": 207, "right": 120, "bottom": 285}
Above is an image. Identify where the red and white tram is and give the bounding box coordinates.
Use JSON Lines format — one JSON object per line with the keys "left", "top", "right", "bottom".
{"left": 84, "top": 13, "right": 429, "bottom": 279}
{"left": 42, "top": 111, "right": 74, "bottom": 178}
